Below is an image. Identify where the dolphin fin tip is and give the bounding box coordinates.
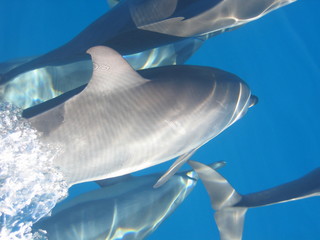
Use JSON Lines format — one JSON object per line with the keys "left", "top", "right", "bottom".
{"left": 153, "top": 180, "right": 162, "bottom": 189}
{"left": 86, "top": 46, "right": 116, "bottom": 57}
{"left": 86, "top": 46, "right": 98, "bottom": 55}
{"left": 153, "top": 173, "right": 170, "bottom": 189}
{"left": 154, "top": 149, "right": 198, "bottom": 188}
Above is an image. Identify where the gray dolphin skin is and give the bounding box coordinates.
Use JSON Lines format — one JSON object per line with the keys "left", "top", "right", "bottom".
{"left": 23, "top": 46, "right": 256, "bottom": 186}
{"left": 188, "top": 160, "right": 320, "bottom": 240}
{"left": 107, "top": 0, "right": 120, "bottom": 8}
{"left": 0, "top": 0, "right": 295, "bottom": 83}
{"left": 33, "top": 162, "right": 225, "bottom": 240}
{"left": 0, "top": 37, "right": 204, "bottom": 109}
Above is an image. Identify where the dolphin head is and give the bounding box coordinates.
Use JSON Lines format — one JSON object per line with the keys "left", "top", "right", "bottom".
{"left": 205, "top": 68, "right": 257, "bottom": 128}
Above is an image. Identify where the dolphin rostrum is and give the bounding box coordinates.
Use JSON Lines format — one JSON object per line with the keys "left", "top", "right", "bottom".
{"left": 33, "top": 162, "right": 225, "bottom": 240}
{"left": 0, "top": 0, "right": 295, "bottom": 83}
{"left": 23, "top": 46, "right": 257, "bottom": 186}
{"left": 188, "top": 160, "right": 320, "bottom": 240}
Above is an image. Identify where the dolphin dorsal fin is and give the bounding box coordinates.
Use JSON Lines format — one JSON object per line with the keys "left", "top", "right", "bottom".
{"left": 85, "top": 46, "right": 147, "bottom": 94}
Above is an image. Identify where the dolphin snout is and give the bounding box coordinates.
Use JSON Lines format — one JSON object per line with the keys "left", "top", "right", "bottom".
{"left": 249, "top": 95, "right": 259, "bottom": 108}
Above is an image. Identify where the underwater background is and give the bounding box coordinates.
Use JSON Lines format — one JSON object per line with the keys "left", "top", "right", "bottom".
{"left": 0, "top": 0, "right": 319, "bottom": 239}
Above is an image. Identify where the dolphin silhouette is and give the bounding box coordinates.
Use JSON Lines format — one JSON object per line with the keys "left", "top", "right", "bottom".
{"left": 0, "top": 37, "right": 204, "bottom": 109}
{"left": 188, "top": 160, "right": 320, "bottom": 240}
{"left": 23, "top": 46, "right": 257, "bottom": 186}
{"left": 0, "top": 0, "right": 295, "bottom": 83}
{"left": 33, "top": 162, "right": 225, "bottom": 240}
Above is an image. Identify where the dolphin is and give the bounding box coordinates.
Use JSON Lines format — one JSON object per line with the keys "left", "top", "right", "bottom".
{"left": 33, "top": 162, "right": 225, "bottom": 240}
{"left": 0, "top": 37, "right": 204, "bottom": 109}
{"left": 107, "top": 0, "right": 121, "bottom": 8}
{"left": 188, "top": 160, "right": 320, "bottom": 240}
{"left": 0, "top": 0, "right": 295, "bottom": 83}
{"left": 23, "top": 46, "right": 257, "bottom": 187}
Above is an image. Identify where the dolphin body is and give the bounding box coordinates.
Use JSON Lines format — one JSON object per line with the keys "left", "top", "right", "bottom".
{"left": 23, "top": 46, "right": 257, "bottom": 186}
{"left": 0, "top": 37, "right": 204, "bottom": 109}
{"left": 33, "top": 162, "right": 225, "bottom": 240}
{"left": 188, "top": 161, "right": 320, "bottom": 240}
{"left": 0, "top": 0, "right": 295, "bottom": 83}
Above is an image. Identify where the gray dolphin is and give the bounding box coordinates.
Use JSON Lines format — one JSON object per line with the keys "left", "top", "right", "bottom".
{"left": 33, "top": 162, "right": 225, "bottom": 240}
{"left": 23, "top": 46, "right": 257, "bottom": 186}
{"left": 107, "top": 0, "right": 121, "bottom": 8}
{"left": 0, "top": 37, "right": 204, "bottom": 109}
{"left": 0, "top": 0, "right": 295, "bottom": 83}
{"left": 188, "top": 160, "right": 320, "bottom": 240}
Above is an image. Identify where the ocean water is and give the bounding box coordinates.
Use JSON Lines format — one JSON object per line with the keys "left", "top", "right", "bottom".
{"left": 0, "top": 1, "right": 319, "bottom": 240}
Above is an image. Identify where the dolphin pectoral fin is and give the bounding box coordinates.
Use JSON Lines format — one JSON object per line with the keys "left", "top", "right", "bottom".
{"left": 208, "top": 161, "right": 227, "bottom": 170}
{"left": 185, "top": 161, "right": 227, "bottom": 181}
{"left": 188, "top": 160, "right": 247, "bottom": 240}
{"left": 153, "top": 148, "right": 199, "bottom": 188}
{"left": 85, "top": 46, "right": 148, "bottom": 94}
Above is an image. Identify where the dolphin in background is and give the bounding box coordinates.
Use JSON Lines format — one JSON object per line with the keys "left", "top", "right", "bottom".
{"left": 0, "top": 0, "right": 295, "bottom": 83}
{"left": 188, "top": 160, "right": 320, "bottom": 240}
{"left": 0, "top": 37, "right": 204, "bottom": 109}
{"left": 33, "top": 162, "right": 225, "bottom": 240}
{"left": 107, "top": 0, "right": 121, "bottom": 8}
{"left": 22, "top": 46, "right": 257, "bottom": 187}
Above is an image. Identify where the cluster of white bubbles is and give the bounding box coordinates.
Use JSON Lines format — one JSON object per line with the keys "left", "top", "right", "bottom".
{"left": 0, "top": 102, "right": 68, "bottom": 240}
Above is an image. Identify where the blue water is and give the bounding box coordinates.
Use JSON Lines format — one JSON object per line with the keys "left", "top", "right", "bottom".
{"left": 1, "top": 0, "right": 319, "bottom": 239}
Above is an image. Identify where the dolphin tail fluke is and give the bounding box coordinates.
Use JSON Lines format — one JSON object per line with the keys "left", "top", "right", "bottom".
{"left": 188, "top": 160, "right": 247, "bottom": 240}
{"left": 214, "top": 207, "right": 247, "bottom": 240}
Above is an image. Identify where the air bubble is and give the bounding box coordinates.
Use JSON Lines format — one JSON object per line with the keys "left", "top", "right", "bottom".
{"left": 0, "top": 102, "right": 68, "bottom": 240}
